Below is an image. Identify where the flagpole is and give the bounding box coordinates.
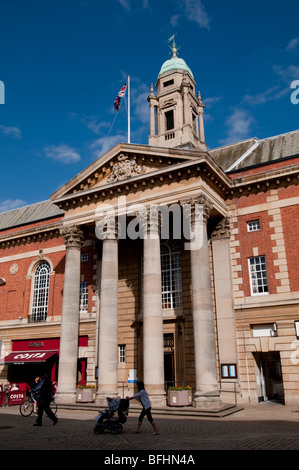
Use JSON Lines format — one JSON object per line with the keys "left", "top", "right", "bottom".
{"left": 128, "top": 75, "right": 130, "bottom": 144}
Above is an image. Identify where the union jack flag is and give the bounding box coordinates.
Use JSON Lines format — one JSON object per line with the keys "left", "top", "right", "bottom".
{"left": 114, "top": 83, "right": 127, "bottom": 111}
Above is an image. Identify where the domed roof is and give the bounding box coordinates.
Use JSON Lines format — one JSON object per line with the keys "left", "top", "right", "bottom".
{"left": 158, "top": 42, "right": 194, "bottom": 79}
{"left": 158, "top": 55, "right": 194, "bottom": 79}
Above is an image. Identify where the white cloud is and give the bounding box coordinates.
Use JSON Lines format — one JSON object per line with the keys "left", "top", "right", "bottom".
{"left": 220, "top": 108, "right": 255, "bottom": 145}
{"left": 170, "top": 14, "right": 180, "bottom": 27}
{"left": 243, "top": 86, "right": 289, "bottom": 105}
{"left": 286, "top": 38, "right": 299, "bottom": 51}
{"left": 131, "top": 82, "right": 149, "bottom": 125}
{"left": 117, "top": 0, "right": 130, "bottom": 10}
{"left": 273, "top": 64, "right": 299, "bottom": 82}
{"left": 116, "top": 0, "right": 149, "bottom": 10}
{"left": 182, "top": 0, "right": 211, "bottom": 29}
{"left": 0, "top": 125, "right": 21, "bottom": 139}
{"left": 44, "top": 144, "right": 81, "bottom": 164}
{"left": 0, "top": 199, "right": 27, "bottom": 213}
{"left": 89, "top": 134, "right": 127, "bottom": 159}
{"left": 83, "top": 117, "right": 110, "bottom": 135}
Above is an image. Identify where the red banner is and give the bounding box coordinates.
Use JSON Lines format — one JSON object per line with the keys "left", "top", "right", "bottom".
{"left": 8, "top": 391, "right": 25, "bottom": 405}
{"left": 0, "top": 391, "right": 5, "bottom": 406}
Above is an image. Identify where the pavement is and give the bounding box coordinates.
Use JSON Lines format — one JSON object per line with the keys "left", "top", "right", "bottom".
{"left": 0, "top": 401, "right": 298, "bottom": 459}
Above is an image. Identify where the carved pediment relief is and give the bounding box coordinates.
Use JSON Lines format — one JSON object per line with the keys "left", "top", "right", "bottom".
{"left": 107, "top": 153, "right": 146, "bottom": 183}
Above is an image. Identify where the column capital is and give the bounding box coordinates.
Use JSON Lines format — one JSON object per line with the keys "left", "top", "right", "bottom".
{"left": 211, "top": 217, "right": 231, "bottom": 240}
{"left": 95, "top": 216, "right": 119, "bottom": 241}
{"left": 138, "top": 205, "right": 161, "bottom": 238}
{"left": 179, "top": 194, "right": 213, "bottom": 225}
{"left": 60, "top": 225, "right": 84, "bottom": 249}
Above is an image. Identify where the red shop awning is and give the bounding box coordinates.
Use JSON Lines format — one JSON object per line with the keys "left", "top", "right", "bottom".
{"left": 0, "top": 350, "right": 57, "bottom": 365}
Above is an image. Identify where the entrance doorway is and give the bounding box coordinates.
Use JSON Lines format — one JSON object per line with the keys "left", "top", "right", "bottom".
{"left": 164, "top": 333, "right": 175, "bottom": 388}
{"left": 254, "top": 351, "right": 284, "bottom": 403}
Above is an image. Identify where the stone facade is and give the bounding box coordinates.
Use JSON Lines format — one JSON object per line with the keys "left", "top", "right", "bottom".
{"left": 0, "top": 48, "right": 299, "bottom": 408}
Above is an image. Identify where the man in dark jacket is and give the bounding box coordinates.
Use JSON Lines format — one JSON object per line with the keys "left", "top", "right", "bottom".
{"left": 33, "top": 373, "right": 58, "bottom": 426}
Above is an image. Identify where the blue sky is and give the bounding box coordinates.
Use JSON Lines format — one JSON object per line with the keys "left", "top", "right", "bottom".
{"left": 0, "top": 0, "right": 298, "bottom": 212}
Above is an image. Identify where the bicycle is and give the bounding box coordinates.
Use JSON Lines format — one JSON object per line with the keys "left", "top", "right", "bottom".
{"left": 20, "top": 392, "right": 57, "bottom": 417}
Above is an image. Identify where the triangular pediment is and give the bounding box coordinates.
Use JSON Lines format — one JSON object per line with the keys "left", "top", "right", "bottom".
{"left": 50, "top": 142, "right": 203, "bottom": 201}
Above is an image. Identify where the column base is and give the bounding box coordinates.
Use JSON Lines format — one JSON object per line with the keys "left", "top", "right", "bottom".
{"left": 193, "top": 392, "right": 224, "bottom": 410}
{"left": 56, "top": 392, "right": 77, "bottom": 405}
{"left": 147, "top": 391, "right": 167, "bottom": 408}
{"left": 96, "top": 392, "right": 119, "bottom": 407}
{"left": 150, "top": 395, "right": 167, "bottom": 408}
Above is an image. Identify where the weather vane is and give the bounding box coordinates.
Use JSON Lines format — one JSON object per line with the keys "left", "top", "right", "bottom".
{"left": 167, "top": 33, "right": 180, "bottom": 57}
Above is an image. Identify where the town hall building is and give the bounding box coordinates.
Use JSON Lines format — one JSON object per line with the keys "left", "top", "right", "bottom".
{"left": 1, "top": 41, "right": 299, "bottom": 410}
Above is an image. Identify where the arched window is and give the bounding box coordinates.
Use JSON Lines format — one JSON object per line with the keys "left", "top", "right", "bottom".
{"left": 161, "top": 241, "right": 182, "bottom": 309}
{"left": 31, "top": 261, "right": 50, "bottom": 322}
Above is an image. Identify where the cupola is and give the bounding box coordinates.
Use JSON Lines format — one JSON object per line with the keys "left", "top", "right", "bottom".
{"left": 148, "top": 35, "right": 206, "bottom": 151}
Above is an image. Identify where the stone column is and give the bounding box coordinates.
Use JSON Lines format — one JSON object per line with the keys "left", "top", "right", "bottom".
{"left": 211, "top": 218, "right": 238, "bottom": 373}
{"left": 148, "top": 84, "right": 156, "bottom": 137}
{"left": 198, "top": 92, "right": 206, "bottom": 144}
{"left": 96, "top": 217, "right": 119, "bottom": 403}
{"left": 141, "top": 207, "right": 166, "bottom": 406}
{"left": 182, "top": 195, "right": 222, "bottom": 409}
{"left": 57, "top": 225, "right": 84, "bottom": 404}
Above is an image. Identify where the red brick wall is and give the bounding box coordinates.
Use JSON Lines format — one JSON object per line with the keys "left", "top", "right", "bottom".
{"left": 0, "top": 236, "right": 66, "bottom": 321}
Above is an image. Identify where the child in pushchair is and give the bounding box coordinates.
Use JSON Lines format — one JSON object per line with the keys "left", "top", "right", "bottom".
{"left": 94, "top": 397, "right": 129, "bottom": 435}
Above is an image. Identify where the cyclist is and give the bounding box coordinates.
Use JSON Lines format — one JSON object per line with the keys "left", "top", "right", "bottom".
{"left": 30, "top": 376, "right": 41, "bottom": 413}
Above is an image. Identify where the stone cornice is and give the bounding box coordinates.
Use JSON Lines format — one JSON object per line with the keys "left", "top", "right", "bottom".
{"left": 0, "top": 222, "right": 62, "bottom": 249}
{"left": 228, "top": 162, "right": 299, "bottom": 198}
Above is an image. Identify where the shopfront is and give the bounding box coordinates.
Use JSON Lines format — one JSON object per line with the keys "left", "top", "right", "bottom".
{"left": 0, "top": 336, "right": 88, "bottom": 392}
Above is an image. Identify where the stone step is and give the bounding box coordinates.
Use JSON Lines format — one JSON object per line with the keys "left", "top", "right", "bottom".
{"left": 57, "top": 402, "right": 243, "bottom": 418}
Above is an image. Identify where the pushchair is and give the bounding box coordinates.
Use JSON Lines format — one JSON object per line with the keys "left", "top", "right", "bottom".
{"left": 94, "top": 397, "right": 129, "bottom": 435}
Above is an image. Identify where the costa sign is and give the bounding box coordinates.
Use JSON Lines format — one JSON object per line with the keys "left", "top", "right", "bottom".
{"left": 13, "top": 352, "right": 47, "bottom": 361}
{"left": 3, "top": 350, "right": 57, "bottom": 364}
{"left": 8, "top": 391, "right": 25, "bottom": 405}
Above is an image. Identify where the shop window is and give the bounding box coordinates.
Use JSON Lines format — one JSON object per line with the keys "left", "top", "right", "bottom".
{"left": 248, "top": 255, "right": 269, "bottom": 295}
{"left": 161, "top": 241, "right": 182, "bottom": 309}
{"left": 31, "top": 262, "right": 50, "bottom": 322}
{"left": 80, "top": 282, "right": 88, "bottom": 312}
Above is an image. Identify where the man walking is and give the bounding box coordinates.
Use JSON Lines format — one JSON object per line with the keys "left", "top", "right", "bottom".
{"left": 33, "top": 373, "right": 58, "bottom": 426}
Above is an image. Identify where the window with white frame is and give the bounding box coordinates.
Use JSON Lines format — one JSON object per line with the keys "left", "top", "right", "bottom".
{"left": 248, "top": 255, "right": 269, "bottom": 295}
{"left": 118, "top": 344, "right": 126, "bottom": 363}
{"left": 161, "top": 241, "right": 182, "bottom": 309}
{"left": 81, "top": 252, "right": 88, "bottom": 262}
{"left": 31, "top": 261, "right": 50, "bottom": 322}
{"left": 247, "top": 219, "right": 261, "bottom": 232}
{"left": 79, "top": 282, "right": 88, "bottom": 312}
